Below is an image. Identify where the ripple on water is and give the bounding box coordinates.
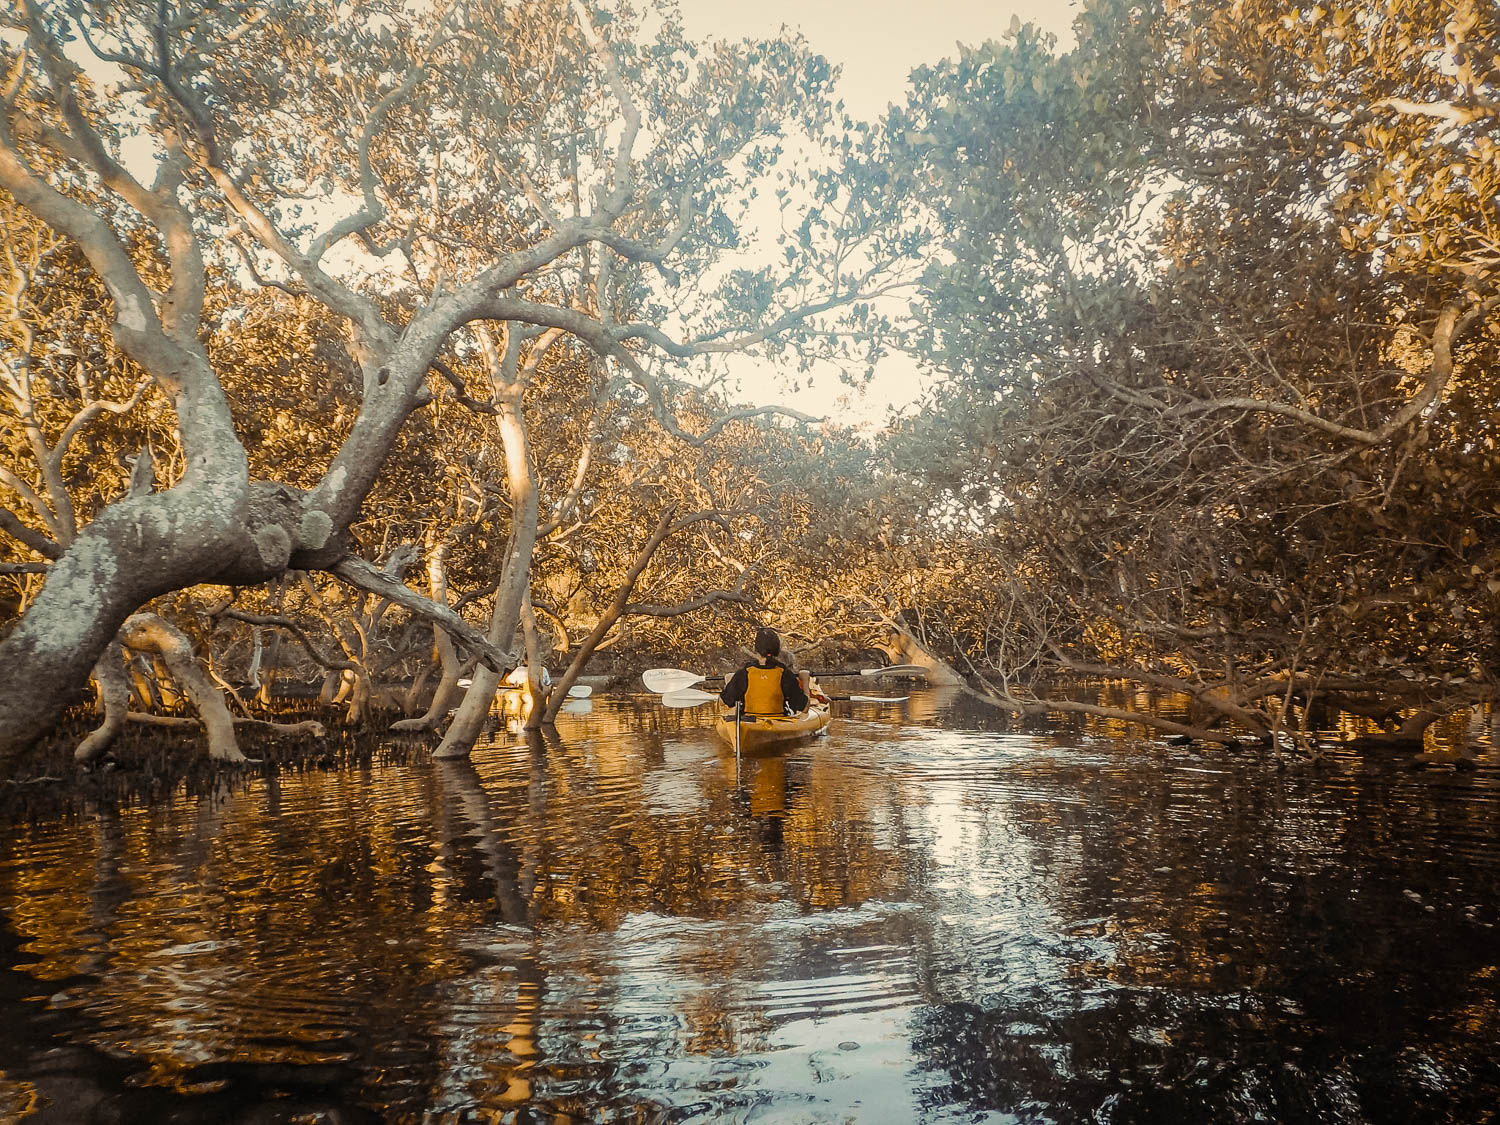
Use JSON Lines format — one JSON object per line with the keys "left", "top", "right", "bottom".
{"left": 0, "top": 694, "right": 1498, "bottom": 1122}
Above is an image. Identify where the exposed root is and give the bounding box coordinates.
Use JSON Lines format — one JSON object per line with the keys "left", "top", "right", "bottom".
{"left": 75, "top": 642, "right": 132, "bottom": 765}
{"left": 118, "top": 613, "right": 247, "bottom": 762}
{"left": 125, "top": 712, "right": 325, "bottom": 738}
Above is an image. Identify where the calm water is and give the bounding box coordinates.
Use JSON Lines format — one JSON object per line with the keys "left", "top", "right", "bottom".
{"left": 1, "top": 690, "right": 1498, "bottom": 1123}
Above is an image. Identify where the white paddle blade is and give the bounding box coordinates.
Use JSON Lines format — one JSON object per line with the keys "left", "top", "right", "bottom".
{"left": 566, "top": 684, "right": 593, "bottom": 699}
{"left": 858, "top": 664, "right": 927, "bottom": 677}
{"left": 847, "top": 694, "right": 909, "bottom": 703}
{"left": 661, "top": 687, "right": 718, "bottom": 708}
{"left": 643, "top": 668, "right": 704, "bottom": 693}
{"left": 457, "top": 677, "right": 473, "bottom": 688}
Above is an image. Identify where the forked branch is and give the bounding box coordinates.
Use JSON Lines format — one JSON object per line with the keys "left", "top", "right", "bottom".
{"left": 331, "top": 555, "right": 515, "bottom": 671}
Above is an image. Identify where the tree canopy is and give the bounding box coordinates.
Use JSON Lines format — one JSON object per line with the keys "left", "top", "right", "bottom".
{"left": 868, "top": 0, "right": 1499, "bottom": 744}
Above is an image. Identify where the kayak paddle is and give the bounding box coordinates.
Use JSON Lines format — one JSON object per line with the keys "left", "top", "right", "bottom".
{"left": 643, "top": 664, "right": 924, "bottom": 694}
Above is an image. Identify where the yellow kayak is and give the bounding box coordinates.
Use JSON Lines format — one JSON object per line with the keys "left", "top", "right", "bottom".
{"left": 714, "top": 698, "right": 831, "bottom": 752}
{"left": 496, "top": 683, "right": 533, "bottom": 717}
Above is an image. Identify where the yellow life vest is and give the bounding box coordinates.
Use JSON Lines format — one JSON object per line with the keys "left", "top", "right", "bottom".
{"left": 743, "top": 665, "right": 785, "bottom": 715}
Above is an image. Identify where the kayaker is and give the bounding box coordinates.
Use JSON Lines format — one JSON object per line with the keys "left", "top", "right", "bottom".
{"left": 504, "top": 665, "right": 551, "bottom": 689}
{"left": 719, "top": 627, "right": 809, "bottom": 716}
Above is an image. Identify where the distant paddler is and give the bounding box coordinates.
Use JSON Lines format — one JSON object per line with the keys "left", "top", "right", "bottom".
{"left": 456, "top": 665, "right": 559, "bottom": 719}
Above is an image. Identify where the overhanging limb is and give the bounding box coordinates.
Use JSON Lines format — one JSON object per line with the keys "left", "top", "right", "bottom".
{"left": 331, "top": 556, "right": 514, "bottom": 672}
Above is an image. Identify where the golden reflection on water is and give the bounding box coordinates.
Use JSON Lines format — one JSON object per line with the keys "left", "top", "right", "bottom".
{"left": 0, "top": 691, "right": 1496, "bottom": 1122}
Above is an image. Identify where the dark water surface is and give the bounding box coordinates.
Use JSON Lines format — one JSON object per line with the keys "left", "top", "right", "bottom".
{"left": 1, "top": 691, "right": 1498, "bottom": 1123}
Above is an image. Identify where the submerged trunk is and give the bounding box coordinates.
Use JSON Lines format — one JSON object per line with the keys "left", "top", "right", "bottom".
{"left": 434, "top": 331, "right": 542, "bottom": 761}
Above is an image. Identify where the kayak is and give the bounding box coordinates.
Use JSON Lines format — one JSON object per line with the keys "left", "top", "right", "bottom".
{"left": 714, "top": 697, "right": 831, "bottom": 752}
{"left": 496, "top": 668, "right": 552, "bottom": 718}
{"left": 496, "top": 683, "right": 533, "bottom": 718}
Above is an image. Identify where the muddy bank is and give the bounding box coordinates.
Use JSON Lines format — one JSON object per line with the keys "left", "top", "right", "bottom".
{"left": 0, "top": 707, "right": 429, "bottom": 826}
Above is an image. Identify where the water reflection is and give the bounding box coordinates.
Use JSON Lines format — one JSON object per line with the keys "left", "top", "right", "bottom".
{"left": 0, "top": 691, "right": 1496, "bottom": 1122}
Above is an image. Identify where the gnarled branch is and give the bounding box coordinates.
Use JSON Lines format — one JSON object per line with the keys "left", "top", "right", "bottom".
{"left": 331, "top": 555, "right": 514, "bottom": 672}
{"left": 215, "top": 607, "right": 360, "bottom": 673}
{"left": 0, "top": 505, "right": 58, "bottom": 558}
{"left": 1176, "top": 296, "right": 1500, "bottom": 444}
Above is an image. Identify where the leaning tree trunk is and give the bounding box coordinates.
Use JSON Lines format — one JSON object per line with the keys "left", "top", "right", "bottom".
{"left": 0, "top": 12, "right": 522, "bottom": 768}
{"left": 0, "top": 437, "right": 255, "bottom": 758}
{"left": 434, "top": 328, "right": 541, "bottom": 761}
{"left": 542, "top": 505, "right": 678, "bottom": 724}
{"left": 0, "top": 327, "right": 387, "bottom": 762}
{"left": 433, "top": 510, "right": 535, "bottom": 757}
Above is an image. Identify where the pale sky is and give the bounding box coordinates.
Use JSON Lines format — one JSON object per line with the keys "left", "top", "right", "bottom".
{"left": 676, "top": 0, "right": 1078, "bottom": 122}
{"left": 673, "top": 0, "right": 1080, "bottom": 424}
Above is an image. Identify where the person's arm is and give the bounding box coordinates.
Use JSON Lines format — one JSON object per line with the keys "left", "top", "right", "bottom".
{"left": 781, "top": 667, "right": 809, "bottom": 713}
{"left": 719, "top": 668, "right": 748, "bottom": 706}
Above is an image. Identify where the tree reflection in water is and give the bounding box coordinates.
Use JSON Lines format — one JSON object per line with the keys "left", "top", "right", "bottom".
{"left": 0, "top": 692, "right": 1495, "bottom": 1122}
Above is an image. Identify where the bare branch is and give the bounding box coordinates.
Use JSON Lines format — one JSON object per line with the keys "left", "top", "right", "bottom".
{"left": 124, "top": 712, "right": 326, "bottom": 737}
{"left": 613, "top": 292, "right": 860, "bottom": 356}
{"left": 571, "top": 0, "right": 640, "bottom": 218}
{"left": 227, "top": 236, "right": 304, "bottom": 296}
{"left": 468, "top": 295, "right": 825, "bottom": 444}
{"left": 0, "top": 466, "right": 57, "bottom": 537}
{"left": 306, "top": 62, "right": 429, "bottom": 265}
{"left": 428, "top": 358, "right": 498, "bottom": 414}
{"left": 512, "top": 166, "right": 563, "bottom": 228}
{"left": 1177, "top": 296, "right": 1499, "bottom": 444}
{"left": 1372, "top": 96, "right": 1493, "bottom": 128}
{"left": 0, "top": 117, "right": 165, "bottom": 359}
{"left": 0, "top": 505, "right": 59, "bottom": 558}
{"left": 584, "top": 187, "right": 694, "bottom": 271}
{"left": 331, "top": 555, "right": 515, "bottom": 671}
{"left": 202, "top": 170, "right": 392, "bottom": 353}
{"left": 215, "top": 607, "right": 360, "bottom": 672}
{"left": 611, "top": 348, "right": 824, "bottom": 445}
{"left": 53, "top": 376, "right": 154, "bottom": 462}
{"left": 20, "top": 1, "right": 206, "bottom": 337}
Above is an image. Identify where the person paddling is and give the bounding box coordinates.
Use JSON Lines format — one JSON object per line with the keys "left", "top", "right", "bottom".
{"left": 719, "top": 627, "right": 809, "bottom": 716}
